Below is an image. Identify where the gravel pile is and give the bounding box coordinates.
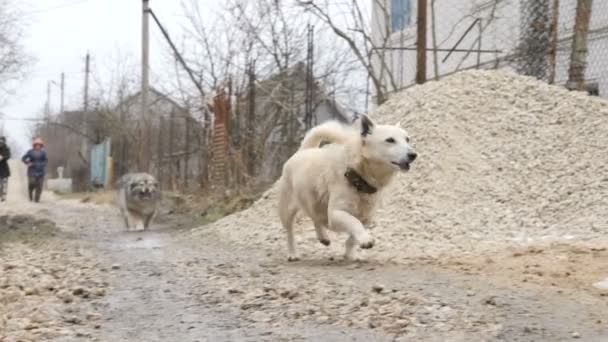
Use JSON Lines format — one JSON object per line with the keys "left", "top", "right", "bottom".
{"left": 192, "top": 70, "right": 608, "bottom": 259}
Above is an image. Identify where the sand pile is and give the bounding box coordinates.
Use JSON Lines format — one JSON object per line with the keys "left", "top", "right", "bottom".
{"left": 192, "top": 70, "right": 608, "bottom": 259}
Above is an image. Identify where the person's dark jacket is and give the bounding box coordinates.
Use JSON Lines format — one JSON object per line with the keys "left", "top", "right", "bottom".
{"left": 0, "top": 144, "right": 10, "bottom": 178}
{"left": 22, "top": 149, "right": 48, "bottom": 177}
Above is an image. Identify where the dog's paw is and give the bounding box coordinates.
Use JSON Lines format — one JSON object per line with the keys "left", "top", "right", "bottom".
{"left": 359, "top": 235, "right": 375, "bottom": 249}
{"left": 319, "top": 238, "right": 331, "bottom": 247}
{"left": 287, "top": 256, "right": 300, "bottom": 262}
{"left": 344, "top": 252, "right": 360, "bottom": 261}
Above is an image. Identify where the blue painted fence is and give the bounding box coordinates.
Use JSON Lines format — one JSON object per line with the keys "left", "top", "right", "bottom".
{"left": 90, "top": 138, "right": 111, "bottom": 187}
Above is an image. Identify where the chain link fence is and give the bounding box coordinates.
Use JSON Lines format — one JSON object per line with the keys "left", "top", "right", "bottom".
{"left": 381, "top": 0, "right": 608, "bottom": 97}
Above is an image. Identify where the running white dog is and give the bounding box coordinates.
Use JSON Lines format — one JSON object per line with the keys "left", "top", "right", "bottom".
{"left": 277, "top": 115, "right": 417, "bottom": 261}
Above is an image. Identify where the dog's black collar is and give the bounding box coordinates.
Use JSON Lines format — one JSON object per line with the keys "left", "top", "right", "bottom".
{"left": 344, "top": 168, "right": 377, "bottom": 194}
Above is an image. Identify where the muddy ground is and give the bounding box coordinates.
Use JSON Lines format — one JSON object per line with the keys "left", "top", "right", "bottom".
{"left": 1, "top": 162, "right": 607, "bottom": 342}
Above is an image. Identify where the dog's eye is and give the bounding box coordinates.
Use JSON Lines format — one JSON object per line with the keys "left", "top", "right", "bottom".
{"left": 385, "top": 137, "right": 396, "bottom": 143}
{"left": 405, "top": 137, "right": 410, "bottom": 143}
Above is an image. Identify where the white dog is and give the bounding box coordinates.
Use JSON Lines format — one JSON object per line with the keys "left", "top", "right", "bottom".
{"left": 277, "top": 115, "right": 417, "bottom": 261}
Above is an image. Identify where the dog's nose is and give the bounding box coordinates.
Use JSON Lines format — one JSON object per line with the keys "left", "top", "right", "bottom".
{"left": 407, "top": 152, "right": 417, "bottom": 161}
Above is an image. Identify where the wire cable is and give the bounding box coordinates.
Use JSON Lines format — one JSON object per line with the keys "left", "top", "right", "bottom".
{"left": 24, "top": 0, "right": 93, "bottom": 16}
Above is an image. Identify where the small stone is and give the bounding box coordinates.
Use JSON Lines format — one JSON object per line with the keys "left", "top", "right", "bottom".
{"left": 249, "top": 311, "right": 272, "bottom": 323}
{"left": 483, "top": 296, "right": 498, "bottom": 306}
{"left": 24, "top": 288, "right": 39, "bottom": 296}
{"left": 360, "top": 298, "right": 369, "bottom": 307}
{"left": 111, "top": 264, "right": 121, "bottom": 270}
{"left": 72, "top": 287, "right": 87, "bottom": 296}
{"left": 86, "top": 313, "right": 102, "bottom": 321}
{"left": 24, "top": 323, "right": 38, "bottom": 330}
{"left": 571, "top": 332, "right": 581, "bottom": 339}
{"left": 279, "top": 290, "right": 298, "bottom": 300}
{"left": 372, "top": 285, "right": 384, "bottom": 293}
{"left": 64, "top": 316, "right": 82, "bottom": 325}
{"left": 592, "top": 278, "right": 608, "bottom": 290}
{"left": 56, "top": 290, "right": 74, "bottom": 303}
{"left": 94, "top": 288, "right": 106, "bottom": 297}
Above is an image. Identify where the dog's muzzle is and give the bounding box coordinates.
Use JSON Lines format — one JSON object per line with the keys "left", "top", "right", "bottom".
{"left": 392, "top": 152, "right": 417, "bottom": 171}
{"left": 138, "top": 189, "right": 155, "bottom": 199}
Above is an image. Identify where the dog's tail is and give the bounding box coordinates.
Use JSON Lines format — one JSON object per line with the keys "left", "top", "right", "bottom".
{"left": 299, "top": 121, "right": 353, "bottom": 150}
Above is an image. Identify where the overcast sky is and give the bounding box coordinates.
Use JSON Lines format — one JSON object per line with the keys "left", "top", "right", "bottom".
{"left": 2, "top": 0, "right": 219, "bottom": 152}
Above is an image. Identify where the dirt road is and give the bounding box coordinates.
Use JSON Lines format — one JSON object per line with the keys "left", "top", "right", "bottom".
{"left": 1, "top": 161, "right": 607, "bottom": 341}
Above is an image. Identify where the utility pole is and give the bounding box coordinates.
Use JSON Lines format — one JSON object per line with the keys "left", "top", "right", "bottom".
{"left": 60, "top": 72, "right": 65, "bottom": 113}
{"left": 46, "top": 81, "right": 51, "bottom": 136}
{"left": 46, "top": 81, "right": 52, "bottom": 117}
{"left": 84, "top": 53, "right": 90, "bottom": 112}
{"left": 141, "top": 0, "right": 151, "bottom": 171}
{"left": 416, "top": 0, "right": 428, "bottom": 84}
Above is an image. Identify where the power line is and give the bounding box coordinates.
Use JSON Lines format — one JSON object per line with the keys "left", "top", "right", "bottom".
{"left": 24, "top": 0, "right": 93, "bottom": 16}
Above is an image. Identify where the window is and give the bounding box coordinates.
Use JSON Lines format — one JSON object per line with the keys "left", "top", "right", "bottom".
{"left": 391, "top": 0, "right": 411, "bottom": 32}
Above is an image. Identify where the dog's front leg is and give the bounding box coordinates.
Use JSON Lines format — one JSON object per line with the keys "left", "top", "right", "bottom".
{"left": 121, "top": 209, "right": 130, "bottom": 230}
{"left": 329, "top": 209, "right": 374, "bottom": 260}
{"left": 143, "top": 211, "right": 156, "bottom": 230}
{"left": 313, "top": 220, "right": 331, "bottom": 246}
{"left": 131, "top": 213, "right": 143, "bottom": 231}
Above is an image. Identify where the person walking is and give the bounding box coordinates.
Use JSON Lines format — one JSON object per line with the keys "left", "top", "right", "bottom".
{"left": 22, "top": 138, "right": 48, "bottom": 203}
{"left": 0, "top": 137, "right": 11, "bottom": 202}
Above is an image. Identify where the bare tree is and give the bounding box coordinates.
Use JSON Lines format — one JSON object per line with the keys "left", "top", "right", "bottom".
{"left": 297, "top": 0, "right": 400, "bottom": 105}
{"left": 0, "top": 0, "right": 30, "bottom": 101}
{"left": 170, "top": 0, "right": 359, "bottom": 185}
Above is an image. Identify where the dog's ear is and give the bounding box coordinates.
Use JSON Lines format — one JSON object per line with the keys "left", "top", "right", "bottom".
{"left": 360, "top": 114, "right": 375, "bottom": 136}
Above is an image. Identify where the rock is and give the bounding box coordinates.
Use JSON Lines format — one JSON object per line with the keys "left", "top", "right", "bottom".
{"left": 482, "top": 296, "right": 498, "bottom": 306}
{"left": 571, "top": 331, "right": 581, "bottom": 339}
{"left": 592, "top": 278, "right": 608, "bottom": 290}
{"left": 360, "top": 298, "right": 369, "bottom": 307}
{"left": 372, "top": 284, "right": 384, "bottom": 294}
{"left": 227, "top": 288, "right": 243, "bottom": 295}
{"left": 249, "top": 311, "right": 272, "bottom": 323}
{"left": 86, "top": 312, "right": 102, "bottom": 321}
{"left": 24, "top": 323, "right": 39, "bottom": 330}
{"left": 241, "top": 303, "right": 264, "bottom": 310}
{"left": 64, "top": 316, "right": 82, "bottom": 325}
{"left": 72, "top": 287, "right": 87, "bottom": 297}
{"left": 56, "top": 290, "right": 74, "bottom": 304}
{"left": 93, "top": 288, "right": 106, "bottom": 297}
{"left": 279, "top": 290, "right": 298, "bottom": 300}
{"left": 316, "top": 315, "right": 330, "bottom": 324}
{"left": 111, "top": 264, "right": 121, "bottom": 270}
{"left": 24, "top": 288, "right": 39, "bottom": 296}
